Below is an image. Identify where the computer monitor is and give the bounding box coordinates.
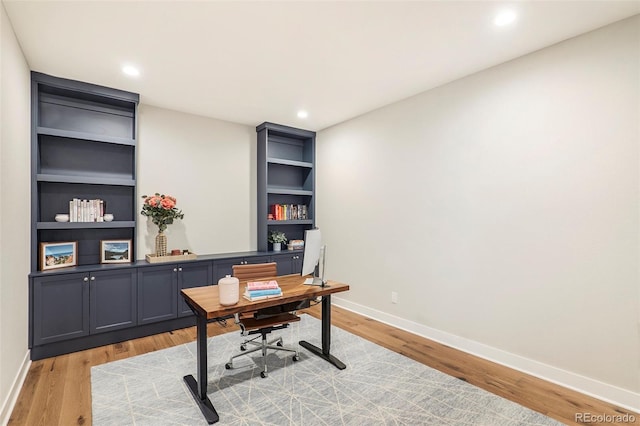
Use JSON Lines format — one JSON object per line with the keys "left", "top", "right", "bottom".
{"left": 301, "top": 228, "right": 326, "bottom": 286}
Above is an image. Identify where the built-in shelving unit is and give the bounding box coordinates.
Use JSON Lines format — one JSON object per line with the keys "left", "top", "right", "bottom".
{"left": 257, "top": 122, "right": 316, "bottom": 251}
{"left": 30, "top": 72, "right": 139, "bottom": 271}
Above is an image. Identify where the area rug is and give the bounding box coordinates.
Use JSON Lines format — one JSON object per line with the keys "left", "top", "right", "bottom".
{"left": 91, "top": 314, "right": 561, "bottom": 425}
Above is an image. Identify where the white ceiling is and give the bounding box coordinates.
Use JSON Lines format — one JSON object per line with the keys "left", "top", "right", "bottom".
{"left": 3, "top": 1, "right": 639, "bottom": 131}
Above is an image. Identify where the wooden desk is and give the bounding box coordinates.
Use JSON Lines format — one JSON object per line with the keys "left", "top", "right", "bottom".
{"left": 181, "top": 274, "right": 350, "bottom": 424}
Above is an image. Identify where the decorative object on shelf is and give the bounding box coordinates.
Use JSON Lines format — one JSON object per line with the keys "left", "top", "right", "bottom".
{"left": 103, "top": 214, "right": 114, "bottom": 222}
{"left": 218, "top": 275, "right": 240, "bottom": 306}
{"left": 141, "top": 193, "right": 184, "bottom": 257}
{"left": 39, "top": 241, "right": 77, "bottom": 271}
{"left": 155, "top": 232, "right": 168, "bottom": 256}
{"left": 100, "top": 239, "right": 132, "bottom": 264}
{"left": 54, "top": 214, "right": 70, "bottom": 222}
{"left": 287, "top": 239, "right": 304, "bottom": 251}
{"left": 268, "top": 230, "right": 287, "bottom": 252}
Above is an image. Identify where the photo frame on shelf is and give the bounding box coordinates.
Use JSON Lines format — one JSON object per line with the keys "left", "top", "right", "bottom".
{"left": 100, "top": 239, "right": 132, "bottom": 264}
{"left": 40, "top": 241, "right": 78, "bottom": 271}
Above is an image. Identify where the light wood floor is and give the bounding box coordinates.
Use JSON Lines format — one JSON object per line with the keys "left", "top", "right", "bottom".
{"left": 9, "top": 305, "right": 639, "bottom": 426}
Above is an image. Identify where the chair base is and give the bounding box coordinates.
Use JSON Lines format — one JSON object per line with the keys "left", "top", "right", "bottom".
{"left": 225, "top": 330, "right": 300, "bottom": 377}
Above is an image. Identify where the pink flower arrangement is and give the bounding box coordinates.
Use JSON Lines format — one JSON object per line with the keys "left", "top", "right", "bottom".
{"left": 141, "top": 193, "right": 184, "bottom": 232}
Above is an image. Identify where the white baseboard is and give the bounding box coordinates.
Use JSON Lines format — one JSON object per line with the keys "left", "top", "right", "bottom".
{"left": 0, "top": 350, "right": 31, "bottom": 426}
{"left": 332, "top": 296, "right": 640, "bottom": 413}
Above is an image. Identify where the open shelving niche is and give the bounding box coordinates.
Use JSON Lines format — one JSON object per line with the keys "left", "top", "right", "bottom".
{"left": 257, "top": 122, "right": 316, "bottom": 252}
{"left": 31, "top": 72, "right": 139, "bottom": 271}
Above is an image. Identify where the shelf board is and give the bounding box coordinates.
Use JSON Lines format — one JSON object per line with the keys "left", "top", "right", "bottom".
{"left": 37, "top": 126, "right": 135, "bottom": 146}
{"left": 267, "top": 220, "right": 313, "bottom": 225}
{"left": 37, "top": 221, "right": 135, "bottom": 230}
{"left": 37, "top": 174, "right": 135, "bottom": 187}
{"left": 267, "top": 187, "right": 313, "bottom": 196}
{"left": 267, "top": 157, "right": 313, "bottom": 168}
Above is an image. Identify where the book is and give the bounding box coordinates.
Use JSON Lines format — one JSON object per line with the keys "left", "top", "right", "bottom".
{"left": 246, "top": 280, "right": 279, "bottom": 290}
{"left": 245, "top": 288, "right": 282, "bottom": 297}
{"left": 243, "top": 289, "right": 282, "bottom": 301}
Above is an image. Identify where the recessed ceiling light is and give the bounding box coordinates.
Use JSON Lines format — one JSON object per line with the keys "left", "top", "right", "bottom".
{"left": 494, "top": 10, "right": 517, "bottom": 27}
{"left": 121, "top": 64, "right": 140, "bottom": 77}
{"left": 297, "top": 110, "right": 308, "bottom": 119}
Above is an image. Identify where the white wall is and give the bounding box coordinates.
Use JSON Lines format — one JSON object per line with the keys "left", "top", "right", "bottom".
{"left": 318, "top": 16, "right": 640, "bottom": 408}
{"left": 136, "top": 105, "right": 255, "bottom": 258}
{"left": 0, "top": 3, "right": 31, "bottom": 423}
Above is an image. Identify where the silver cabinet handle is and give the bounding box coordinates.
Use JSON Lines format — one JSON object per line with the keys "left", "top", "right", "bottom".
{"left": 90, "top": 276, "right": 95, "bottom": 281}
{"left": 178, "top": 267, "right": 183, "bottom": 272}
{"left": 83, "top": 277, "right": 89, "bottom": 282}
{"left": 173, "top": 268, "right": 177, "bottom": 272}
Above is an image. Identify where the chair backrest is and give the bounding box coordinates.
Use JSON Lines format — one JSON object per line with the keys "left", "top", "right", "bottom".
{"left": 232, "top": 262, "right": 277, "bottom": 281}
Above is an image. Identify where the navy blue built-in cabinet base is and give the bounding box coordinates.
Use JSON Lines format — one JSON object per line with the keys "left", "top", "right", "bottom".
{"left": 29, "top": 251, "right": 302, "bottom": 360}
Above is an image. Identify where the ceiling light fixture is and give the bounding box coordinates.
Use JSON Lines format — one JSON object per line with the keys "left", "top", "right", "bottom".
{"left": 494, "top": 10, "right": 517, "bottom": 27}
{"left": 297, "top": 110, "right": 308, "bottom": 119}
{"left": 121, "top": 64, "right": 140, "bottom": 77}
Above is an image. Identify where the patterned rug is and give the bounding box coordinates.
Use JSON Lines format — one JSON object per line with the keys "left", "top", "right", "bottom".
{"left": 91, "top": 314, "right": 561, "bottom": 425}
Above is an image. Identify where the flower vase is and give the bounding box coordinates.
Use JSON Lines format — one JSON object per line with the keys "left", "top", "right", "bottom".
{"left": 273, "top": 242, "right": 281, "bottom": 252}
{"left": 155, "top": 232, "right": 168, "bottom": 257}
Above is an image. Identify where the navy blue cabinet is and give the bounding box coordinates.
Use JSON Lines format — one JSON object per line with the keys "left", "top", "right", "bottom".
{"left": 32, "top": 269, "right": 137, "bottom": 346}
{"left": 137, "top": 260, "right": 214, "bottom": 322}
{"left": 178, "top": 261, "right": 213, "bottom": 317}
{"left": 270, "top": 252, "right": 303, "bottom": 275}
{"left": 90, "top": 269, "right": 137, "bottom": 334}
{"left": 32, "top": 273, "right": 90, "bottom": 345}
{"left": 30, "top": 253, "right": 278, "bottom": 359}
{"left": 137, "top": 265, "right": 177, "bottom": 324}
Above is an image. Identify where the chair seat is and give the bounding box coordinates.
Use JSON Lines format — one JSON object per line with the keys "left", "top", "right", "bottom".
{"left": 240, "top": 313, "right": 300, "bottom": 332}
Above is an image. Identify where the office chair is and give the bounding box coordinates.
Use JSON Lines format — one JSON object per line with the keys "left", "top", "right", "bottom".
{"left": 225, "top": 262, "right": 300, "bottom": 378}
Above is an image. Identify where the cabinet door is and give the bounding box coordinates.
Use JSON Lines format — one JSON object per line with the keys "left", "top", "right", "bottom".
{"left": 90, "top": 269, "right": 137, "bottom": 333}
{"left": 212, "top": 257, "right": 244, "bottom": 281}
{"left": 178, "top": 261, "right": 213, "bottom": 317}
{"left": 271, "top": 253, "right": 302, "bottom": 275}
{"left": 32, "top": 273, "right": 89, "bottom": 345}
{"left": 137, "top": 265, "right": 177, "bottom": 324}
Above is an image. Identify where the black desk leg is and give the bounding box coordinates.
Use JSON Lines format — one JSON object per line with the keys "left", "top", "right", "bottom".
{"left": 299, "top": 294, "right": 346, "bottom": 370}
{"left": 184, "top": 313, "right": 219, "bottom": 424}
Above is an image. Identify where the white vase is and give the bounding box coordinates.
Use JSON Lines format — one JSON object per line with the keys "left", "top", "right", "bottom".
{"left": 273, "top": 242, "right": 281, "bottom": 252}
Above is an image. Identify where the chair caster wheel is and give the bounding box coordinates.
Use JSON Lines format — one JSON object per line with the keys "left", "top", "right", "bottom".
{"left": 240, "top": 345, "right": 247, "bottom": 351}
{"left": 260, "top": 371, "right": 267, "bottom": 378}
{"left": 292, "top": 355, "right": 300, "bottom": 362}
{"left": 225, "top": 363, "right": 232, "bottom": 369}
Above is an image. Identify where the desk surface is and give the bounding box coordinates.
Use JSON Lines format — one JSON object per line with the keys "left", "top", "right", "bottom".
{"left": 181, "top": 274, "right": 350, "bottom": 320}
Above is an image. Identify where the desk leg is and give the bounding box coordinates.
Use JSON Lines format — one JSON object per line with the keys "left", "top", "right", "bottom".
{"left": 299, "top": 294, "right": 346, "bottom": 370}
{"left": 183, "top": 313, "right": 219, "bottom": 424}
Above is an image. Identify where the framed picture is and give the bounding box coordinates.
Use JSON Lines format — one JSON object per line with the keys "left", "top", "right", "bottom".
{"left": 40, "top": 241, "right": 78, "bottom": 271}
{"left": 100, "top": 239, "right": 132, "bottom": 264}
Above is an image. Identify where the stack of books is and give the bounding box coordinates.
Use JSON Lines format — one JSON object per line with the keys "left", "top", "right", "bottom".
{"left": 269, "top": 204, "right": 308, "bottom": 221}
{"left": 243, "top": 280, "right": 282, "bottom": 301}
{"left": 69, "top": 198, "right": 105, "bottom": 222}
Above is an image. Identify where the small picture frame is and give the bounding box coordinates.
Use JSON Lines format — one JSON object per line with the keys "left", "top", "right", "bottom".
{"left": 40, "top": 241, "right": 78, "bottom": 271}
{"left": 100, "top": 239, "right": 132, "bottom": 264}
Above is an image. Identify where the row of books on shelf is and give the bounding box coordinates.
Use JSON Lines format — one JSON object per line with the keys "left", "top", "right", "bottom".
{"left": 269, "top": 204, "right": 308, "bottom": 221}
{"left": 243, "top": 280, "right": 282, "bottom": 301}
{"left": 68, "top": 198, "right": 107, "bottom": 222}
